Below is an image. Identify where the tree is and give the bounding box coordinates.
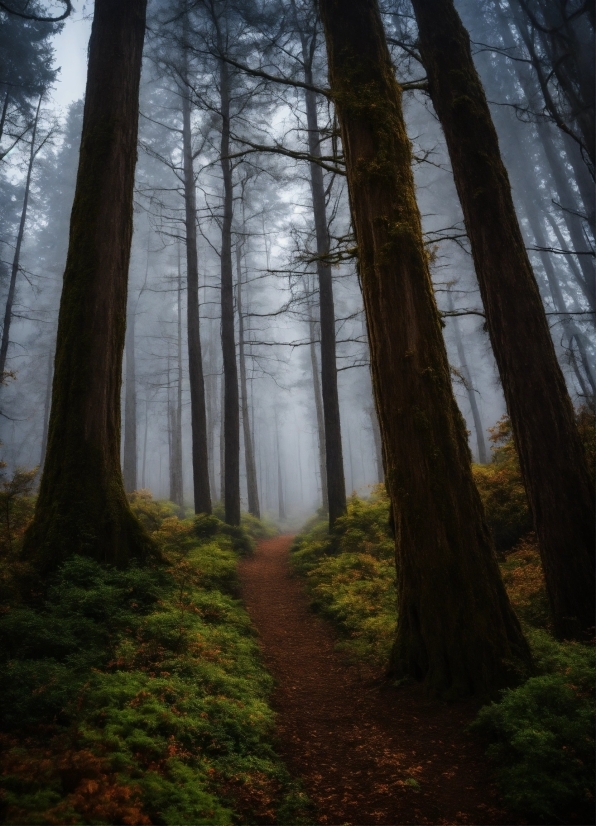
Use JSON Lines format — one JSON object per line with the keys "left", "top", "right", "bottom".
{"left": 0, "top": 94, "right": 46, "bottom": 380}
{"left": 0, "top": 4, "right": 58, "bottom": 158}
{"left": 291, "top": 0, "right": 347, "bottom": 527}
{"left": 23, "top": 0, "right": 153, "bottom": 571}
{"left": 181, "top": 48, "right": 212, "bottom": 515}
{"left": 410, "top": 0, "right": 595, "bottom": 640}
{"left": 236, "top": 233, "right": 260, "bottom": 518}
{"left": 318, "top": 0, "right": 531, "bottom": 698}
{"left": 215, "top": 15, "right": 241, "bottom": 527}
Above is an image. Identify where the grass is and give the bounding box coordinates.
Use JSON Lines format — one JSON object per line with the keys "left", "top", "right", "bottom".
{"left": 0, "top": 491, "right": 308, "bottom": 825}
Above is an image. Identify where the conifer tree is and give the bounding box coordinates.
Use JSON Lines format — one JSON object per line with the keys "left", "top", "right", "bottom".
{"left": 318, "top": 0, "right": 531, "bottom": 697}
{"left": 410, "top": 0, "right": 595, "bottom": 640}
{"left": 24, "top": 0, "right": 153, "bottom": 571}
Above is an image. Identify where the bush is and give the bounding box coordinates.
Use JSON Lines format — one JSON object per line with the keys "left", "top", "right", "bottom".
{"left": 472, "top": 418, "right": 532, "bottom": 552}
{"left": 291, "top": 487, "right": 397, "bottom": 665}
{"left": 472, "top": 632, "right": 595, "bottom": 822}
{"left": 499, "top": 534, "right": 551, "bottom": 629}
{"left": 0, "top": 491, "right": 309, "bottom": 825}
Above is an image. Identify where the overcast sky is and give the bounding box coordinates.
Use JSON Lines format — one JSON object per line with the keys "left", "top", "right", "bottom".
{"left": 48, "top": 3, "right": 93, "bottom": 112}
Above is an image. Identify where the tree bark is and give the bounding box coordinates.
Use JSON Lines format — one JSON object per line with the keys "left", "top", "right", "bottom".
{"left": 318, "top": 0, "right": 531, "bottom": 698}
{"left": 236, "top": 242, "right": 260, "bottom": 518}
{"left": 219, "top": 52, "right": 241, "bottom": 526}
{"left": 446, "top": 291, "right": 487, "bottom": 464}
{"left": 411, "top": 0, "right": 595, "bottom": 640}
{"left": 123, "top": 308, "right": 137, "bottom": 492}
{"left": 0, "top": 95, "right": 42, "bottom": 380}
{"left": 23, "top": 0, "right": 153, "bottom": 571}
{"left": 181, "top": 71, "right": 211, "bottom": 514}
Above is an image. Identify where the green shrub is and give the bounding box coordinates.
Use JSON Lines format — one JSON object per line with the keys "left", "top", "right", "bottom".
{"left": 499, "top": 534, "right": 551, "bottom": 629}
{"left": 240, "top": 511, "right": 278, "bottom": 541}
{"left": 291, "top": 487, "right": 397, "bottom": 665}
{"left": 472, "top": 418, "right": 533, "bottom": 552}
{"left": 192, "top": 513, "right": 222, "bottom": 539}
{"left": 0, "top": 496, "right": 309, "bottom": 824}
{"left": 219, "top": 523, "right": 255, "bottom": 557}
{"left": 472, "top": 631, "right": 595, "bottom": 821}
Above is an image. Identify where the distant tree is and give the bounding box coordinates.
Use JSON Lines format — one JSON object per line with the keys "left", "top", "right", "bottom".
{"left": 507, "top": 0, "right": 594, "bottom": 179}
{"left": 290, "top": 0, "right": 347, "bottom": 527}
{"left": 410, "top": 0, "right": 595, "bottom": 640}
{"left": 236, "top": 229, "right": 260, "bottom": 519}
{"left": 0, "top": 4, "right": 59, "bottom": 158}
{"left": 24, "top": 0, "right": 154, "bottom": 571}
{"left": 318, "top": 0, "right": 531, "bottom": 698}
{"left": 0, "top": 94, "right": 45, "bottom": 381}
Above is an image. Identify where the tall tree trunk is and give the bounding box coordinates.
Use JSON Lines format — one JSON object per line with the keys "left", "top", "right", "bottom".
{"left": 123, "top": 308, "right": 137, "bottom": 492}
{"left": 275, "top": 413, "right": 286, "bottom": 522}
{"left": 205, "top": 341, "right": 217, "bottom": 499}
{"left": 411, "top": 0, "right": 595, "bottom": 640}
{"left": 169, "top": 269, "right": 184, "bottom": 509}
{"left": 236, "top": 242, "right": 260, "bottom": 518}
{"left": 308, "top": 303, "right": 329, "bottom": 512}
{"left": 182, "top": 69, "right": 211, "bottom": 514}
{"left": 318, "top": 0, "right": 531, "bottom": 698}
{"left": 0, "top": 95, "right": 42, "bottom": 380}
{"left": 219, "top": 53, "right": 241, "bottom": 526}
{"left": 446, "top": 292, "right": 487, "bottom": 464}
{"left": 219, "top": 372, "right": 226, "bottom": 504}
{"left": 297, "top": 23, "right": 347, "bottom": 527}
{"left": 23, "top": 0, "right": 152, "bottom": 571}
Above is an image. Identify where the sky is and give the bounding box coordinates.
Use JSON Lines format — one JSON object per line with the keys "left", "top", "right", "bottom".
{"left": 48, "top": 2, "right": 93, "bottom": 112}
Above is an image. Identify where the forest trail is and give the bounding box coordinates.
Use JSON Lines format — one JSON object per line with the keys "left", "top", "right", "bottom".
{"left": 239, "top": 535, "right": 518, "bottom": 826}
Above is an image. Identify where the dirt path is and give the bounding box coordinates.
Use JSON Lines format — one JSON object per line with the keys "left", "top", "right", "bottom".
{"left": 239, "top": 534, "right": 519, "bottom": 826}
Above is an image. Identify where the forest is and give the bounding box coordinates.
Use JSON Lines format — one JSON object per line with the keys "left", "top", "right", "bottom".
{"left": 0, "top": 0, "right": 593, "bottom": 823}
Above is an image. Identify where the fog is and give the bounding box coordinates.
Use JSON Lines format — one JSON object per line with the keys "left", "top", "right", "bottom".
{"left": 1, "top": 0, "right": 593, "bottom": 526}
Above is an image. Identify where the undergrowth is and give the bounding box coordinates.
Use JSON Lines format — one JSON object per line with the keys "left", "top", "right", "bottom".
{"left": 291, "top": 413, "right": 595, "bottom": 822}
{"left": 0, "top": 489, "right": 308, "bottom": 825}
{"left": 290, "top": 485, "right": 396, "bottom": 666}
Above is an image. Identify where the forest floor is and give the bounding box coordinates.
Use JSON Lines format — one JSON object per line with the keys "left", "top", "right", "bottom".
{"left": 239, "top": 534, "right": 522, "bottom": 826}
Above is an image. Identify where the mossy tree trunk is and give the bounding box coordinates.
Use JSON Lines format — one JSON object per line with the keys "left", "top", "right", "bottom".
{"left": 411, "top": 0, "right": 595, "bottom": 640}
{"left": 318, "top": 0, "right": 531, "bottom": 698}
{"left": 23, "top": 0, "right": 153, "bottom": 571}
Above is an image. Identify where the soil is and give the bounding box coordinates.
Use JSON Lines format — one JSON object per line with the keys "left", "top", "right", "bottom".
{"left": 239, "top": 534, "right": 523, "bottom": 826}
